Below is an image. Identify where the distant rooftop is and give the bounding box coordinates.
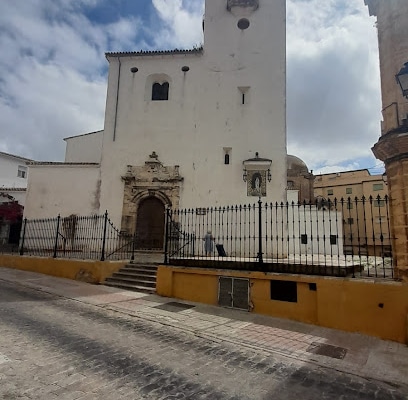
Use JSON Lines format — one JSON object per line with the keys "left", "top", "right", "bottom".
{"left": 28, "top": 162, "right": 99, "bottom": 166}
{"left": 315, "top": 169, "right": 374, "bottom": 177}
{"left": 0, "top": 187, "right": 26, "bottom": 192}
{"left": 64, "top": 130, "right": 103, "bottom": 141}
{"left": 0, "top": 151, "right": 33, "bottom": 163}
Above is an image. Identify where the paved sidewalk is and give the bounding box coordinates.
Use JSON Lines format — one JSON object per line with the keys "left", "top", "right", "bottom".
{"left": 0, "top": 266, "right": 407, "bottom": 391}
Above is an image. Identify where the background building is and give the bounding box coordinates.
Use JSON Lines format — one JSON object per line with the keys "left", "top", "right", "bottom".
{"left": 314, "top": 169, "right": 390, "bottom": 256}
{"left": 286, "top": 155, "right": 314, "bottom": 204}
{"left": 0, "top": 151, "right": 32, "bottom": 248}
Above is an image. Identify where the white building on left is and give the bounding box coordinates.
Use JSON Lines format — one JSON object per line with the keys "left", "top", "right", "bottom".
{"left": 0, "top": 151, "right": 32, "bottom": 246}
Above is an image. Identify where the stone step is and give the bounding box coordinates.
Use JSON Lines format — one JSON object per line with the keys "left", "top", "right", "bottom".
{"left": 103, "top": 281, "right": 155, "bottom": 294}
{"left": 112, "top": 271, "right": 156, "bottom": 282}
{"left": 129, "top": 252, "right": 164, "bottom": 264}
{"left": 120, "top": 266, "right": 157, "bottom": 273}
{"left": 102, "top": 261, "right": 159, "bottom": 294}
{"left": 126, "top": 264, "right": 158, "bottom": 272}
{"left": 105, "top": 276, "right": 156, "bottom": 288}
{"left": 120, "top": 267, "right": 157, "bottom": 275}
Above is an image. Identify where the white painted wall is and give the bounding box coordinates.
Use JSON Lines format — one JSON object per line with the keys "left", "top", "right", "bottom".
{"left": 64, "top": 131, "right": 103, "bottom": 163}
{"left": 0, "top": 152, "right": 29, "bottom": 189}
{"left": 99, "top": 0, "right": 286, "bottom": 228}
{"left": 23, "top": 165, "right": 101, "bottom": 219}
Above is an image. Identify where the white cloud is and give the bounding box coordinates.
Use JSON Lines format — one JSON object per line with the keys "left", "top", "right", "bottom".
{"left": 0, "top": 0, "right": 144, "bottom": 160}
{"left": 286, "top": 0, "right": 382, "bottom": 172}
{"left": 314, "top": 162, "right": 361, "bottom": 175}
{"left": 0, "top": 58, "right": 106, "bottom": 160}
{"left": 150, "top": 0, "right": 204, "bottom": 48}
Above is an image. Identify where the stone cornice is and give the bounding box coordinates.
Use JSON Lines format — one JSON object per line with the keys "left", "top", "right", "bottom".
{"left": 372, "top": 128, "right": 408, "bottom": 163}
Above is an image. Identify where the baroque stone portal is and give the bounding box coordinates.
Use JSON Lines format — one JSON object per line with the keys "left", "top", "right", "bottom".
{"left": 120, "top": 152, "right": 183, "bottom": 238}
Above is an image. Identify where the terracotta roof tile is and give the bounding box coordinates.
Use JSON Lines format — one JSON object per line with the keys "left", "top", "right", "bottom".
{"left": 106, "top": 47, "right": 203, "bottom": 59}
{"left": 28, "top": 162, "right": 99, "bottom": 166}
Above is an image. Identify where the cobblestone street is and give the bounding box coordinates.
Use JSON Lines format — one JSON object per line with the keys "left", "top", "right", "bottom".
{"left": 0, "top": 269, "right": 407, "bottom": 399}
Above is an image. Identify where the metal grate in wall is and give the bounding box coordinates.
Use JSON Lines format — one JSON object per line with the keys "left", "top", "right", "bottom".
{"left": 218, "top": 277, "right": 249, "bottom": 311}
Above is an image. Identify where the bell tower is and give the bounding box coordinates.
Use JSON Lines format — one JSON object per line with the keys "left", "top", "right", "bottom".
{"left": 197, "top": 0, "right": 287, "bottom": 204}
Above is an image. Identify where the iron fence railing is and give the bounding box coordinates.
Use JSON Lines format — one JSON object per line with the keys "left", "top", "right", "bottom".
{"left": 165, "top": 196, "right": 394, "bottom": 279}
{"left": 17, "top": 212, "right": 136, "bottom": 261}
{"left": 0, "top": 195, "right": 396, "bottom": 279}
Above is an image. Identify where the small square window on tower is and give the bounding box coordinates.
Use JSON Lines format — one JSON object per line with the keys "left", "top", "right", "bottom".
{"left": 223, "top": 147, "right": 232, "bottom": 165}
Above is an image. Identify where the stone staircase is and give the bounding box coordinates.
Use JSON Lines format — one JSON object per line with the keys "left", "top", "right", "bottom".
{"left": 103, "top": 262, "right": 158, "bottom": 293}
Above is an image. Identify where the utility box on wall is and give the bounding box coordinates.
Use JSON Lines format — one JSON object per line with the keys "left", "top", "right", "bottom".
{"left": 218, "top": 276, "right": 249, "bottom": 310}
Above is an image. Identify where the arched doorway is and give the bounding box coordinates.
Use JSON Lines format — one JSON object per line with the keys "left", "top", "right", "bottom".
{"left": 135, "top": 197, "right": 165, "bottom": 250}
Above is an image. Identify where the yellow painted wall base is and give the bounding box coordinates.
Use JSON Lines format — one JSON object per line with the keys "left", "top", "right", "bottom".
{"left": 0, "top": 254, "right": 126, "bottom": 283}
{"left": 157, "top": 266, "right": 408, "bottom": 344}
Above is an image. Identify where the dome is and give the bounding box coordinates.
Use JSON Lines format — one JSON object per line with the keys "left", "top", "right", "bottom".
{"left": 287, "top": 155, "right": 309, "bottom": 173}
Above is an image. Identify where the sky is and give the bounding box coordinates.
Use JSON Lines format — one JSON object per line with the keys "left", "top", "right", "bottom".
{"left": 0, "top": 0, "right": 383, "bottom": 175}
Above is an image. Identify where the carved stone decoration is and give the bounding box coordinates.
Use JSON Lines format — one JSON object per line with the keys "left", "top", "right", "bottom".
{"left": 120, "top": 152, "right": 183, "bottom": 235}
{"left": 227, "top": 0, "right": 259, "bottom": 14}
{"left": 247, "top": 170, "right": 267, "bottom": 197}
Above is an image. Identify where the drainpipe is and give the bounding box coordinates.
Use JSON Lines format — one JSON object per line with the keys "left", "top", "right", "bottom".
{"left": 113, "top": 57, "right": 122, "bottom": 142}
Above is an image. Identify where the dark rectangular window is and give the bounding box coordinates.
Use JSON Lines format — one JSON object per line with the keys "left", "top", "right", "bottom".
{"left": 271, "top": 280, "right": 297, "bottom": 303}
{"left": 330, "top": 235, "right": 337, "bottom": 245}
{"left": 309, "top": 283, "right": 317, "bottom": 291}
{"left": 301, "top": 234, "right": 308, "bottom": 244}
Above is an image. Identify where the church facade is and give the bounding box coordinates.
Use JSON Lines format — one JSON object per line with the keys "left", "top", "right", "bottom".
{"left": 24, "top": 0, "right": 287, "bottom": 251}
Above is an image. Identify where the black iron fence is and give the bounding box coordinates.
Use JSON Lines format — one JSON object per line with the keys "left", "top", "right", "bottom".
{"left": 165, "top": 196, "right": 394, "bottom": 279}
{"left": 17, "top": 212, "right": 135, "bottom": 261}
{"left": 1, "top": 195, "right": 395, "bottom": 279}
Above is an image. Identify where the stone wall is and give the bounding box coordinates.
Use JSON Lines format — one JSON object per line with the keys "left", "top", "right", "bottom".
{"left": 365, "top": 0, "right": 408, "bottom": 132}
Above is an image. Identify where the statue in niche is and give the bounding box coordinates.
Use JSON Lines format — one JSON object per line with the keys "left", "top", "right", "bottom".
{"left": 247, "top": 170, "right": 266, "bottom": 197}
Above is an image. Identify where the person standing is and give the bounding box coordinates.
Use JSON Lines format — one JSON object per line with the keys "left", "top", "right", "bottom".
{"left": 203, "top": 230, "right": 215, "bottom": 256}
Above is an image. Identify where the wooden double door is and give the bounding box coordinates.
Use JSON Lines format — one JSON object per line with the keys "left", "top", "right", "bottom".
{"left": 135, "top": 197, "right": 165, "bottom": 250}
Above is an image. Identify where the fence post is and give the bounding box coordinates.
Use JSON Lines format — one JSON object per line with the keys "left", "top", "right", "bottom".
{"left": 257, "top": 197, "right": 264, "bottom": 266}
{"left": 131, "top": 231, "right": 136, "bottom": 262}
{"left": 164, "top": 207, "right": 170, "bottom": 265}
{"left": 19, "top": 218, "right": 27, "bottom": 256}
{"left": 100, "top": 211, "right": 108, "bottom": 261}
{"left": 53, "top": 214, "right": 61, "bottom": 259}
